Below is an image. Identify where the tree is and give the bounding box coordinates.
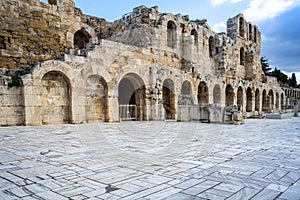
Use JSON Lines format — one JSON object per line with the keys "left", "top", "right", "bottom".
{"left": 260, "top": 56, "right": 272, "bottom": 75}
{"left": 289, "top": 73, "right": 297, "bottom": 87}
{"left": 269, "top": 68, "right": 289, "bottom": 85}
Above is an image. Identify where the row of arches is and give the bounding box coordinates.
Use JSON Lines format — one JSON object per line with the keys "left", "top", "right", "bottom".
{"left": 40, "top": 71, "right": 148, "bottom": 124}
{"left": 226, "top": 85, "right": 284, "bottom": 112}
{"left": 285, "top": 88, "right": 300, "bottom": 98}
{"left": 167, "top": 20, "right": 218, "bottom": 58}
{"left": 41, "top": 72, "right": 109, "bottom": 124}
{"left": 39, "top": 70, "right": 284, "bottom": 124}
{"left": 239, "top": 17, "right": 258, "bottom": 43}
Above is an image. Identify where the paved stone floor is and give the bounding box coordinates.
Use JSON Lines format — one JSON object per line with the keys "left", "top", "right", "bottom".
{"left": 0, "top": 118, "right": 300, "bottom": 200}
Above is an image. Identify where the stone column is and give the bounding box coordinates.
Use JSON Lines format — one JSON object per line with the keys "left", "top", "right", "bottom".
{"left": 258, "top": 93, "right": 263, "bottom": 113}
{"left": 233, "top": 93, "right": 237, "bottom": 107}
{"left": 71, "top": 86, "right": 86, "bottom": 124}
{"left": 242, "top": 91, "right": 247, "bottom": 112}
{"left": 23, "top": 80, "right": 42, "bottom": 126}
{"left": 174, "top": 95, "right": 178, "bottom": 121}
{"left": 251, "top": 93, "right": 255, "bottom": 112}
{"left": 107, "top": 95, "right": 119, "bottom": 122}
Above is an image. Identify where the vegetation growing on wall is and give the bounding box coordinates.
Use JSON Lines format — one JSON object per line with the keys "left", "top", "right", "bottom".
{"left": 8, "top": 76, "right": 21, "bottom": 87}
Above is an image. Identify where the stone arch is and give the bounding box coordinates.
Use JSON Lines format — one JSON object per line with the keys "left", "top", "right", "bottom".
{"left": 254, "top": 26, "right": 257, "bottom": 43}
{"left": 213, "top": 84, "right": 221, "bottom": 104}
{"left": 198, "top": 81, "right": 209, "bottom": 104}
{"left": 167, "top": 20, "right": 176, "bottom": 48}
{"left": 262, "top": 89, "right": 268, "bottom": 112}
{"left": 41, "top": 71, "right": 71, "bottom": 125}
{"left": 240, "top": 47, "right": 245, "bottom": 65}
{"left": 268, "top": 90, "right": 274, "bottom": 111}
{"left": 163, "top": 79, "right": 176, "bottom": 119}
{"left": 239, "top": 17, "right": 245, "bottom": 37}
{"left": 181, "top": 80, "right": 192, "bottom": 95}
{"left": 225, "top": 84, "right": 234, "bottom": 106}
{"left": 246, "top": 87, "right": 253, "bottom": 112}
{"left": 118, "top": 73, "right": 145, "bottom": 121}
{"left": 85, "top": 75, "right": 108, "bottom": 122}
{"left": 275, "top": 92, "right": 280, "bottom": 110}
{"left": 281, "top": 93, "right": 285, "bottom": 109}
{"left": 249, "top": 23, "right": 252, "bottom": 41}
{"left": 0, "top": 36, "right": 6, "bottom": 49}
{"left": 66, "top": 22, "right": 97, "bottom": 48}
{"left": 255, "top": 89, "right": 260, "bottom": 111}
{"left": 237, "top": 87, "right": 243, "bottom": 109}
{"left": 74, "top": 28, "right": 91, "bottom": 49}
{"left": 191, "top": 29, "right": 198, "bottom": 44}
{"left": 48, "top": 0, "right": 57, "bottom": 5}
{"left": 209, "top": 36, "right": 214, "bottom": 57}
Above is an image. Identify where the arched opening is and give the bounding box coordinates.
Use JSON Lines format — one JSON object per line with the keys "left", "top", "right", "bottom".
{"left": 239, "top": 17, "right": 245, "bottom": 37}
{"left": 268, "top": 90, "right": 274, "bottom": 111}
{"left": 85, "top": 75, "right": 108, "bottom": 122}
{"left": 74, "top": 28, "right": 91, "bottom": 49}
{"left": 181, "top": 80, "right": 192, "bottom": 95}
{"left": 48, "top": 0, "right": 57, "bottom": 5}
{"left": 262, "top": 89, "right": 268, "bottom": 112}
{"left": 191, "top": 29, "right": 198, "bottom": 44}
{"left": 198, "top": 81, "right": 209, "bottom": 104}
{"left": 209, "top": 36, "right": 214, "bottom": 57}
{"left": 275, "top": 92, "right": 280, "bottom": 110}
{"left": 246, "top": 87, "right": 253, "bottom": 112}
{"left": 255, "top": 89, "right": 260, "bottom": 111}
{"left": 41, "top": 71, "right": 71, "bottom": 125}
{"left": 213, "top": 84, "right": 221, "bottom": 104}
{"left": 237, "top": 87, "right": 243, "bottom": 109}
{"left": 167, "top": 21, "right": 176, "bottom": 48}
{"left": 254, "top": 27, "right": 257, "bottom": 43}
{"left": 249, "top": 24, "right": 252, "bottom": 41}
{"left": 225, "top": 84, "right": 234, "bottom": 106}
{"left": 118, "top": 73, "right": 145, "bottom": 121}
{"left": 163, "top": 79, "right": 176, "bottom": 119}
{"left": 240, "top": 47, "right": 245, "bottom": 65}
{"left": 0, "top": 36, "right": 6, "bottom": 49}
{"left": 281, "top": 93, "right": 285, "bottom": 109}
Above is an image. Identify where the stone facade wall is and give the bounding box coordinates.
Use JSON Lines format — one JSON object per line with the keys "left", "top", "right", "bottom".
{"left": 0, "top": 0, "right": 110, "bottom": 69}
{"left": 0, "top": 1, "right": 288, "bottom": 125}
{"left": 0, "top": 86, "right": 24, "bottom": 125}
{"left": 17, "top": 39, "right": 284, "bottom": 125}
{"left": 0, "top": 0, "right": 73, "bottom": 69}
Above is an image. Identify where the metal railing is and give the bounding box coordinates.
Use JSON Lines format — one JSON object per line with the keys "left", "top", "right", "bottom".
{"left": 119, "top": 105, "right": 137, "bottom": 121}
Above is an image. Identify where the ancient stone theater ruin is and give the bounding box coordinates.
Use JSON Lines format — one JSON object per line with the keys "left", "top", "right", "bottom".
{"left": 0, "top": 0, "right": 299, "bottom": 125}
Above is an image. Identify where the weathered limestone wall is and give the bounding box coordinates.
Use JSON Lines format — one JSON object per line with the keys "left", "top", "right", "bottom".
{"left": 0, "top": 2, "right": 288, "bottom": 125}
{"left": 0, "top": 0, "right": 111, "bottom": 70}
{"left": 0, "top": 0, "right": 74, "bottom": 69}
{"left": 107, "top": 6, "right": 265, "bottom": 87}
{"left": 18, "top": 38, "right": 285, "bottom": 125}
{"left": 0, "top": 86, "right": 24, "bottom": 125}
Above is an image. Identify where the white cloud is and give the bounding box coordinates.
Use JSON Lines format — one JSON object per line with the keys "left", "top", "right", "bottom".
{"left": 244, "top": 0, "right": 294, "bottom": 22}
{"left": 212, "top": 22, "right": 226, "bottom": 32}
{"left": 211, "top": 0, "right": 243, "bottom": 6}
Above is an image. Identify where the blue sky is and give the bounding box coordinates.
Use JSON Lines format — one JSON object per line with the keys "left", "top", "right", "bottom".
{"left": 42, "top": 0, "right": 300, "bottom": 81}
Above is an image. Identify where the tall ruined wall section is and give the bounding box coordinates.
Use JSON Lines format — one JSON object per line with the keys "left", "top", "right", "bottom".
{"left": 107, "top": 6, "right": 263, "bottom": 83}
{"left": 0, "top": 0, "right": 74, "bottom": 69}
{"left": 74, "top": 8, "right": 112, "bottom": 41}
{"left": 226, "top": 14, "right": 263, "bottom": 82}
{"left": 0, "top": 0, "right": 111, "bottom": 70}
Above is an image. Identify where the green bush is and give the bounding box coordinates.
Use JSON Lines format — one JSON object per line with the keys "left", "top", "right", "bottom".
{"left": 8, "top": 76, "right": 21, "bottom": 87}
